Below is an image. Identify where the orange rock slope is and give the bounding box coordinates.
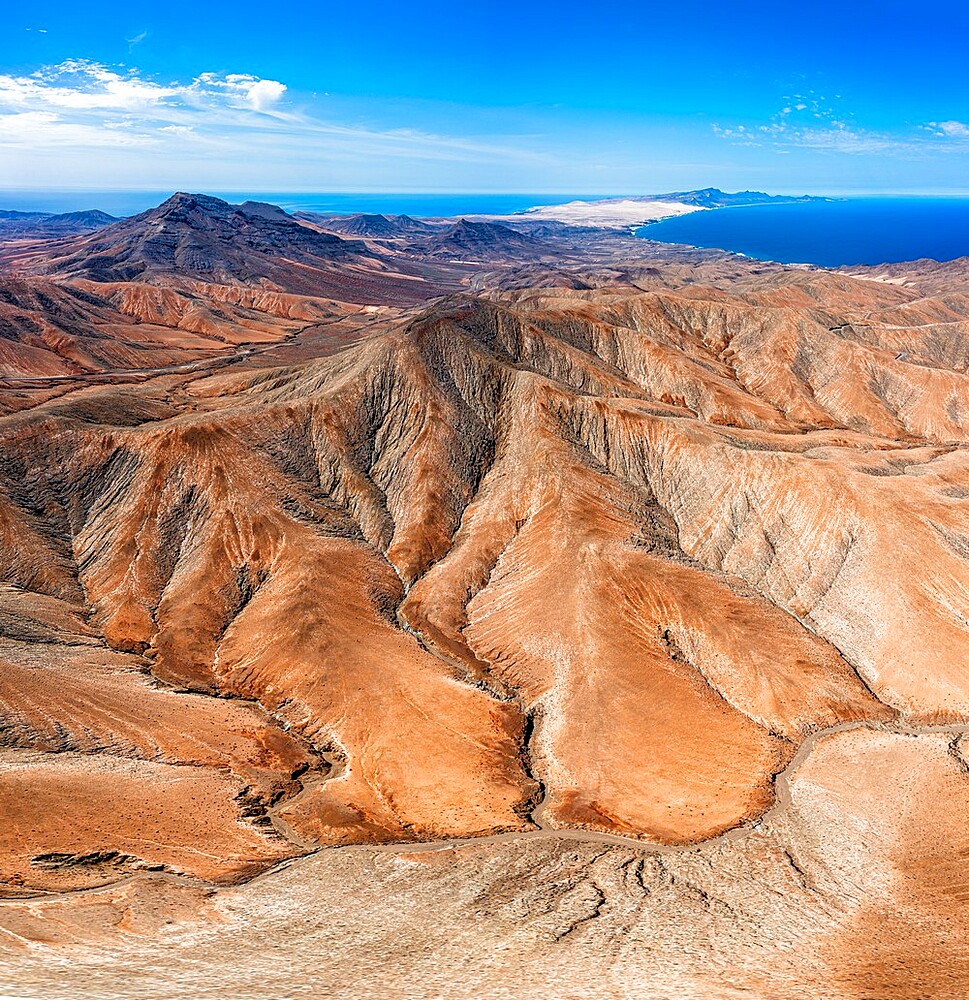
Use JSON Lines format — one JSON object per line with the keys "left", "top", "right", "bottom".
{"left": 1, "top": 256, "right": 966, "bottom": 900}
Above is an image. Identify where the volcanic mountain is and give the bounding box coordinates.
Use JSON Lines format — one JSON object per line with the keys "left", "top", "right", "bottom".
{"left": 7, "top": 194, "right": 360, "bottom": 284}
{"left": 305, "top": 212, "right": 439, "bottom": 237}
{"left": 422, "top": 219, "right": 553, "bottom": 260}
{"left": 0, "top": 198, "right": 968, "bottom": 999}
{"left": 0, "top": 209, "right": 119, "bottom": 239}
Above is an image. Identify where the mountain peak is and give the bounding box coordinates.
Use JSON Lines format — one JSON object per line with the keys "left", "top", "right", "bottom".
{"left": 157, "top": 191, "right": 221, "bottom": 209}
{"left": 148, "top": 192, "right": 290, "bottom": 223}
{"left": 151, "top": 192, "right": 241, "bottom": 221}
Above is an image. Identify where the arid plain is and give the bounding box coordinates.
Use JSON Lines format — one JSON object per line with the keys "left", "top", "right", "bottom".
{"left": 0, "top": 194, "right": 967, "bottom": 999}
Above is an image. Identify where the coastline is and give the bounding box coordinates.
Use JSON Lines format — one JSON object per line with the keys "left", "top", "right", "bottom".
{"left": 633, "top": 195, "right": 969, "bottom": 267}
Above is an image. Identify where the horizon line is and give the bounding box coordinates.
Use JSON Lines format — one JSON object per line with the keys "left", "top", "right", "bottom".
{"left": 3, "top": 187, "right": 969, "bottom": 197}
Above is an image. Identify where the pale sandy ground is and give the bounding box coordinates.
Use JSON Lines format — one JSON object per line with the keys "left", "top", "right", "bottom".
{"left": 474, "top": 198, "right": 702, "bottom": 229}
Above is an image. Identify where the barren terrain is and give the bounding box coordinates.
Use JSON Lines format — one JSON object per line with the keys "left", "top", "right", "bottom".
{"left": 0, "top": 193, "right": 967, "bottom": 999}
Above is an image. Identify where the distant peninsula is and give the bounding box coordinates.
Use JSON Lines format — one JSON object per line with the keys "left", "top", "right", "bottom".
{"left": 506, "top": 188, "right": 829, "bottom": 229}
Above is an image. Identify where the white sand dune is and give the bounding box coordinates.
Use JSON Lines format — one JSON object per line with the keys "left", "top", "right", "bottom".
{"left": 515, "top": 197, "right": 702, "bottom": 228}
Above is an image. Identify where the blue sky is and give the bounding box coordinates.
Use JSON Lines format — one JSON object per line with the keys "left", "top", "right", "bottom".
{"left": 2, "top": 0, "right": 969, "bottom": 194}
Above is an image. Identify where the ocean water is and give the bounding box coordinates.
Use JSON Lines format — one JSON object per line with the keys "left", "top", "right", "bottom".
{"left": 0, "top": 190, "right": 608, "bottom": 219}
{"left": 255, "top": 192, "right": 605, "bottom": 218}
{"left": 637, "top": 197, "right": 969, "bottom": 267}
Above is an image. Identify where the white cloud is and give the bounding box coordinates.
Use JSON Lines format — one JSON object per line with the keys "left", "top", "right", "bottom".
{"left": 14, "top": 61, "right": 179, "bottom": 110}
{"left": 192, "top": 72, "right": 287, "bottom": 112}
{"left": 244, "top": 79, "right": 287, "bottom": 112}
{"left": 0, "top": 60, "right": 295, "bottom": 161}
{"left": 0, "top": 60, "right": 286, "bottom": 116}
{"left": 925, "top": 120, "right": 969, "bottom": 139}
{"left": 0, "top": 58, "right": 558, "bottom": 189}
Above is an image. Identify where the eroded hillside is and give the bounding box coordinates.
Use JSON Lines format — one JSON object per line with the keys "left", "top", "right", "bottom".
{"left": 0, "top": 212, "right": 967, "bottom": 998}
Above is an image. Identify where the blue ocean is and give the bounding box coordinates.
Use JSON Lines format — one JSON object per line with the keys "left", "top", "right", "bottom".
{"left": 637, "top": 197, "right": 969, "bottom": 267}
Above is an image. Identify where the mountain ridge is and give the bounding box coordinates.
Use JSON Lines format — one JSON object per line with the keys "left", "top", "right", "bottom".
{"left": 644, "top": 187, "right": 828, "bottom": 208}
{"left": 0, "top": 208, "right": 119, "bottom": 239}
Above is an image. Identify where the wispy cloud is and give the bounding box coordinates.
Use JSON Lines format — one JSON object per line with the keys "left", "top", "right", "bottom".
{"left": 713, "top": 92, "right": 969, "bottom": 157}
{"left": 0, "top": 59, "right": 556, "bottom": 188}
{"left": 924, "top": 120, "right": 969, "bottom": 140}
{"left": 0, "top": 110, "right": 156, "bottom": 148}
{"left": 126, "top": 31, "right": 149, "bottom": 53}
